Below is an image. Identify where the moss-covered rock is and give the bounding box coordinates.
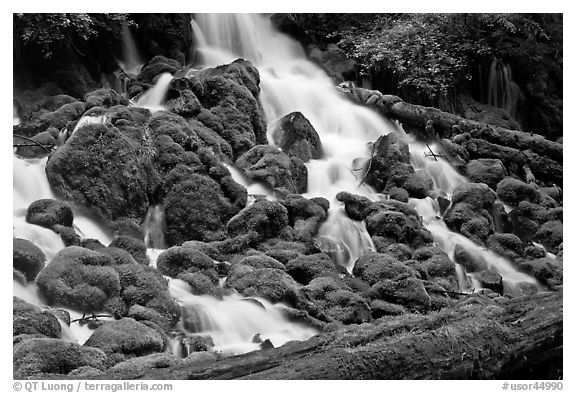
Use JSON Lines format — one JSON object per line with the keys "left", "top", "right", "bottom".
{"left": 352, "top": 252, "right": 416, "bottom": 285}
{"left": 227, "top": 199, "right": 290, "bottom": 242}
{"left": 13, "top": 297, "right": 61, "bottom": 338}
{"left": 281, "top": 194, "right": 328, "bottom": 240}
{"left": 367, "top": 277, "right": 431, "bottom": 312}
{"left": 365, "top": 132, "right": 414, "bottom": 192}
{"left": 324, "top": 289, "right": 372, "bottom": 325}
{"left": 486, "top": 233, "right": 525, "bottom": 261}
{"left": 84, "top": 88, "right": 129, "bottom": 110}
{"left": 46, "top": 123, "right": 159, "bottom": 222}
{"left": 466, "top": 158, "right": 507, "bottom": 190}
{"left": 13, "top": 238, "right": 46, "bottom": 281}
{"left": 36, "top": 246, "right": 121, "bottom": 313}
{"left": 271, "top": 111, "right": 322, "bottom": 162}
{"left": 177, "top": 272, "right": 224, "bottom": 299}
{"left": 516, "top": 257, "right": 562, "bottom": 289}
{"left": 532, "top": 220, "right": 563, "bottom": 254}
{"left": 285, "top": 253, "right": 338, "bottom": 285}
{"left": 156, "top": 246, "right": 215, "bottom": 279}
{"left": 225, "top": 267, "right": 301, "bottom": 307}
{"left": 13, "top": 338, "right": 107, "bottom": 378}
{"left": 110, "top": 235, "right": 149, "bottom": 265}
{"left": 84, "top": 318, "right": 165, "bottom": 359}
{"left": 496, "top": 177, "right": 539, "bottom": 205}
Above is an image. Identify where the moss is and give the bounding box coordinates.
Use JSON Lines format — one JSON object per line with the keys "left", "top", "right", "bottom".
{"left": 13, "top": 238, "right": 46, "bottom": 281}
{"left": 13, "top": 297, "right": 61, "bottom": 338}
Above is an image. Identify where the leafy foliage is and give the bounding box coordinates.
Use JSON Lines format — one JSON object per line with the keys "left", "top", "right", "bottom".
{"left": 284, "top": 13, "right": 561, "bottom": 108}
{"left": 14, "top": 13, "right": 133, "bottom": 59}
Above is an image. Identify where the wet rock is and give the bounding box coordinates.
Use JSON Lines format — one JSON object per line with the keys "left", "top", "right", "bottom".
{"left": 460, "top": 216, "right": 492, "bottom": 245}
{"left": 227, "top": 199, "right": 290, "bottom": 242}
{"left": 13, "top": 338, "right": 107, "bottom": 378}
{"left": 164, "top": 174, "right": 239, "bottom": 245}
{"left": 271, "top": 111, "right": 322, "bottom": 162}
{"left": 225, "top": 267, "right": 301, "bottom": 307}
{"left": 451, "top": 182, "right": 498, "bottom": 210}
{"left": 110, "top": 235, "right": 149, "bottom": 265}
{"left": 46, "top": 123, "right": 158, "bottom": 222}
{"left": 13, "top": 297, "right": 61, "bottom": 338}
{"left": 170, "top": 90, "right": 202, "bottom": 118}
{"left": 476, "top": 270, "right": 504, "bottom": 294}
{"left": 99, "top": 247, "right": 138, "bottom": 266}
{"left": 437, "top": 138, "right": 469, "bottom": 174}
{"left": 301, "top": 276, "right": 352, "bottom": 300}
{"left": 523, "top": 245, "right": 547, "bottom": 260}
{"left": 413, "top": 246, "right": 458, "bottom": 289}
{"left": 453, "top": 244, "right": 487, "bottom": 273}
{"left": 182, "top": 240, "right": 223, "bottom": 260}
{"left": 260, "top": 339, "right": 275, "bottom": 350}
{"left": 137, "top": 56, "right": 179, "bottom": 84}
{"left": 169, "top": 75, "right": 205, "bottom": 100}
{"left": 496, "top": 177, "right": 539, "bottom": 205}
{"left": 508, "top": 202, "right": 562, "bottom": 242}
{"left": 236, "top": 254, "right": 286, "bottom": 271}
{"left": 466, "top": 159, "right": 507, "bottom": 190}
{"left": 236, "top": 145, "right": 306, "bottom": 194}
{"left": 388, "top": 187, "right": 409, "bottom": 203}
{"left": 365, "top": 133, "right": 413, "bottom": 192}
{"left": 404, "top": 170, "right": 434, "bottom": 199}
{"left": 115, "top": 263, "right": 181, "bottom": 328}
{"left": 336, "top": 191, "right": 373, "bottom": 220}
{"left": 521, "top": 150, "right": 562, "bottom": 186}
{"left": 352, "top": 252, "right": 416, "bottom": 285}
{"left": 14, "top": 130, "right": 57, "bottom": 158}
{"left": 365, "top": 200, "right": 433, "bottom": 248}
{"left": 324, "top": 290, "right": 372, "bottom": 325}
{"left": 84, "top": 318, "right": 165, "bottom": 359}
{"left": 157, "top": 246, "right": 215, "bottom": 279}
{"left": 13, "top": 238, "right": 46, "bottom": 281}
{"left": 196, "top": 60, "right": 267, "bottom": 156}
{"left": 281, "top": 194, "right": 328, "bottom": 240}
{"left": 177, "top": 272, "right": 224, "bottom": 299}
{"left": 487, "top": 233, "right": 524, "bottom": 261}
{"left": 367, "top": 277, "right": 431, "bottom": 312}
{"left": 462, "top": 138, "right": 526, "bottom": 172}
{"left": 179, "top": 335, "right": 214, "bottom": 355}
{"left": 532, "top": 220, "right": 563, "bottom": 254}
{"left": 285, "top": 253, "right": 338, "bottom": 284}
{"left": 36, "top": 246, "right": 120, "bottom": 313}
{"left": 84, "top": 88, "right": 129, "bottom": 110}
{"left": 52, "top": 224, "right": 81, "bottom": 246}
{"left": 516, "top": 257, "right": 562, "bottom": 288}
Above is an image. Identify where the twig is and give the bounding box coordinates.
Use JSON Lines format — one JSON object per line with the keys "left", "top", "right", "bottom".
{"left": 428, "top": 288, "right": 472, "bottom": 296}
{"left": 424, "top": 144, "right": 444, "bottom": 161}
{"left": 13, "top": 134, "right": 53, "bottom": 153}
{"left": 70, "top": 314, "right": 110, "bottom": 324}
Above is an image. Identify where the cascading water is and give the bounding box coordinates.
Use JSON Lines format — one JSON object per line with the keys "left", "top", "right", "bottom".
{"left": 486, "top": 58, "right": 523, "bottom": 123}
{"left": 118, "top": 23, "right": 144, "bottom": 76}
{"left": 135, "top": 72, "right": 174, "bottom": 112}
{"left": 191, "top": 13, "right": 538, "bottom": 292}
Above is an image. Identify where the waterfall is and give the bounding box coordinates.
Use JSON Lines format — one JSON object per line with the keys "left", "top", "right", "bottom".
{"left": 135, "top": 72, "right": 174, "bottom": 112}
{"left": 118, "top": 23, "right": 144, "bottom": 76}
{"left": 191, "top": 13, "right": 537, "bottom": 293}
{"left": 486, "top": 58, "right": 523, "bottom": 122}
{"left": 143, "top": 205, "right": 167, "bottom": 249}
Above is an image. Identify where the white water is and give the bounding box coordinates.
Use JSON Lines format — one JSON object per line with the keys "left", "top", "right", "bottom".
{"left": 135, "top": 72, "right": 174, "bottom": 112}
{"left": 143, "top": 205, "right": 167, "bottom": 249}
{"left": 118, "top": 23, "right": 144, "bottom": 76}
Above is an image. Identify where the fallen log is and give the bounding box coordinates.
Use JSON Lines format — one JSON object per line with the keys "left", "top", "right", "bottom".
{"left": 96, "top": 290, "right": 562, "bottom": 380}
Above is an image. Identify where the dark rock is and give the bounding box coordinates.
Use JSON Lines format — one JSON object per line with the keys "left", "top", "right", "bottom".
{"left": 413, "top": 246, "right": 458, "bottom": 288}
{"left": 460, "top": 216, "right": 492, "bottom": 245}
{"left": 336, "top": 191, "right": 373, "bottom": 220}
{"left": 36, "top": 246, "right": 120, "bottom": 313}
{"left": 14, "top": 130, "right": 57, "bottom": 158}
{"left": 508, "top": 202, "right": 562, "bottom": 242}
{"left": 81, "top": 238, "right": 106, "bottom": 250}
{"left": 13, "top": 238, "right": 46, "bottom": 281}
{"left": 180, "top": 335, "right": 214, "bottom": 354}
{"left": 352, "top": 252, "right": 416, "bottom": 285}
{"left": 271, "top": 111, "right": 322, "bottom": 162}
{"left": 453, "top": 244, "right": 487, "bottom": 273}
{"left": 13, "top": 297, "right": 61, "bottom": 338}
{"left": 170, "top": 90, "right": 202, "bottom": 118}
{"left": 138, "top": 56, "right": 179, "bottom": 84}
{"left": 156, "top": 246, "right": 215, "bottom": 279}
{"left": 523, "top": 245, "right": 547, "bottom": 260}
{"left": 496, "top": 177, "right": 539, "bottom": 205}
{"left": 99, "top": 247, "right": 138, "bottom": 266}
{"left": 285, "top": 253, "right": 338, "bottom": 284}
{"left": 260, "top": 339, "right": 275, "bottom": 350}
{"left": 451, "top": 182, "right": 498, "bottom": 210}
{"left": 532, "top": 220, "right": 563, "bottom": 254}
{"left": 84, "top": 318, "right": 165, "bottom": 359}
{"left": 182, "top": 240, "right": 222, "bottom": 260}
{"left": 84, "top": 88, "right": 129, "bottom": 110}
{"left": 516, "top": 257, "right": 562, "bottom": 288}
{"left": 227, "top": 199, "right": 290, "bottom": 242}
{"left": 177, "top": 272, "right": 224, "bottom": 299}
{"left": 466, "top": 159, "right": 507, "bottom": 190}
{"left": 115, "top": 263, "right": 181, "bottom": 328}
{"left": 110, "top": 235, "right": 149, "bottom": 265}
{"left": 164, "top": 174, "right": 239, "bottom": 245}
{"left": 404, "top": 170, "right": 433, "bottom": 198}
{"left": 324, "top": 289, "right": 372, "bottom": 325}
{"left": 281, "top": 194, "right": 328, "bottom": 240}
{"left": 367, "top": 277, "right": 431, "bottom": 312}
{"left": 236, "top": 145, "right": 306, "bottom": 194}
{"left": 487, "top": 234, "right": 524, "bottom": 261}
{"left": 475, "top": 270, "right": 504, "bottom": 294}
{"left": 46, "top": 123, "right": 159, "bottom": 222}
{"left": 225, "top": 267, "right": 301, "bottom": 307}
{"left": 388, "top": 187, "right": 409, "bottom": 203}
{"left": 236, "top": 254, "right": 286, "bottom": 271}
{"left": 462, "top": 138, "right": 526, "bottom": 171}
{"left": 52, "top": 224, "right": 81, "bottom": 246}
{"left": 13, "top": 338, "right": 107, "bottom": 378}
{"left": 365, "top": 133, "right": 413, "bottom": 192}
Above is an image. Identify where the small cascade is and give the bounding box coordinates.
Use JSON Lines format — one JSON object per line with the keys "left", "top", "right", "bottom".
{"left": 118, "top": 23, "right": 144, "bottom": 76}
{"left": 135, "top": 73, "right": 174, "bottom": 112}
{"left": 486, "top": 58, "right": 523, "bottom": 122}
{"left": 13, "top": 103, "right": 20, "bottom": 125}
{"left": 143, "top": 205, "right": 167, "bottom": 249}
{"left": 168, "top": 278, "right": 318, "bottom": 355}
{"left": 225, "top": 164, "right": 274, "bottom": 202}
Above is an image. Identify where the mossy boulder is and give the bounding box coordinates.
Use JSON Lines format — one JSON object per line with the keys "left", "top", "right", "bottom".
{"left": 45, "top": 123, "right": 159, "bottom": 222}
{"left": 13, "top": 297, "right": 61, "bottom": 338}
{"left": 36, "top": 246, "right": 121, "bottom": 313}
{"left": 353, "top": 252, "right": 418, "bottom": 285}
{"left": 516, "top": 257, "right": 562, "bottom": 289}
{"left": 225, "top": 267, "right": 301, "bottom": 307}
{"left": 84, "top": 88, "right": 129, "bottom": 110}
{"left": 486, "top": 233, "right": 525, "bottom": 261}
{"left": 227, "top": 199, "right": 290, "bottom": 241}
{"left": 466, "top": 159, "right": 507, "bottom": 190}
{"left": 236, "top": 145, "right": 307, "bottom": 194}
{"left": 496, "top": 177, "right": 539, "bottom": 205}
{"left": 271, "top": 111, "right": 322, "bottom": 162}
{"left": 13, "top": 338, "right": 107, "bottom": 378}
{"left": 156, "top": 246, "right": 215, "bottom": 279}
{"left": 285, "top": 253, "right": 338, "bottom": 284}
{"left": 110, "top": 235, "right": 149, "bottom": 265}
{"left": 281, "top": 194, "right": 328, "bottom": 240}
{"left": 13, "top": 238, "right": 46, "bottom": 281}
{"left": 365, "top": 132, "right": 413, "bottom": 192}
{"left": 324, "top": 290, "right": 372, "bottom": 325}
{"left": 367, "top": 277, "right": 432, "bottom": 312}
{"left": 84, "top": 318, "right": 165, "bottom": 359}
{"left": 532, "top": 220, "right": 563, "bottom": 254}
{"left": 177, "top": 272, "right": 224, "bottom": 299}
